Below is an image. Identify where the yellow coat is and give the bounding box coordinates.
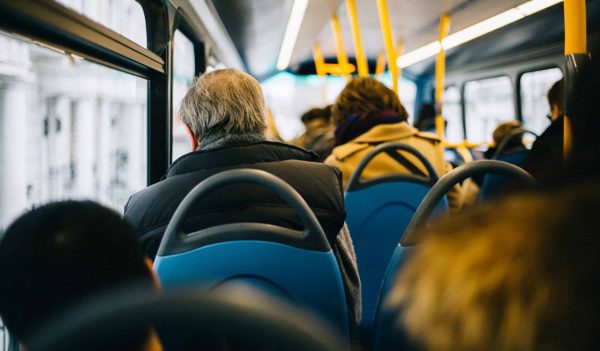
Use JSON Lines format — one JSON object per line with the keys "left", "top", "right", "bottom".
{"left": 325, "top": 122, "right": 462, "bottom": 210}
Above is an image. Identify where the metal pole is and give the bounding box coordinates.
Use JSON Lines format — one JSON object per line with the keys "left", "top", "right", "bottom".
{"left": 345, "top": 0, "right": 368, "bottom": 76}
{"left": 435, "top": 14, "right": 451, "bottom": 141}
{"left": 331, "top": 15, "right": 350, "bottom": 79}
{"left": 376, "top": 0, "right": 398, "bottom": 92}
{"left": 563, "top": 0, "right": 588, "bottom": 159}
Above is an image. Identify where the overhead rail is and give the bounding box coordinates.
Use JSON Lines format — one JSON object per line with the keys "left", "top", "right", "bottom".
{"left": 435, "top": 15, "right": 451, "bottom": 141}
{"left": 563, "top": 0, "right": 589, "bottom": 159}
{"left": 376, "top": 0, "right": 399, "bottom": 93}
{"left": 0, "top": 0, "right": 164, "bottom": 79}
{"left": 312, "top": 42, "right": 355, "bottom": 76}
{"left": 345, "top": 0, "right": 369, "bottom": 76}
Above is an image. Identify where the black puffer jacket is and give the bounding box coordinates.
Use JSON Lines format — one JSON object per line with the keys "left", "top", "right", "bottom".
{"left": 124, "top": 141, "right": 346, "bottom": 258}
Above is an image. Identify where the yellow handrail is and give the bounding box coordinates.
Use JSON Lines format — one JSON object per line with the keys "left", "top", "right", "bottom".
{"left": 312, "top": 43, "right": 326, "bottom": 76}
{"left": 331, "top": 15, "right": 351, "bottom": 79}
{"left": 346, "top": 0, "right": 368, "bottom": 76}
{"left": 563, "top": 0, "right": 587, "bottom": 158}
{"left": 375, "top": 51, "right": 386, "bottom": 76}
{"left": 376, "top": 0, "right": 398, "bottom": 92}
{"left": 435, "top": 14, "right": 451, "bottom": 141}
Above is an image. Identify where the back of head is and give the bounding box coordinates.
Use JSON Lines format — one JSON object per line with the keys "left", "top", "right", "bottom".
{"left": 492, "top": 120, "right": 524, "bottom": 146}
{"left": 301, "top": 106, "right": 332, "bottom": 124}
{"left": 547, "top": 78, "right": 565, "bottom": 113}
{"left": 179, "top": 68, "right": 267, "bottom": 142}
{"left": 414, "top": 103, "right": 436, "bottom": 131}
{"left": 331, "top": 76, "right": 408, "bottom": 124}
{"left": 389, "top": 185, "right": 600, "bottom": 351}
{"left": 0, "top": 201, "right": 152, "bottom": 344}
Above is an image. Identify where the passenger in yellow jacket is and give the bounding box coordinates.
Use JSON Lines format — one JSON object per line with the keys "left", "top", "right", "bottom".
{"left": 324, "top": 77, "right": 462, "bottom": 211}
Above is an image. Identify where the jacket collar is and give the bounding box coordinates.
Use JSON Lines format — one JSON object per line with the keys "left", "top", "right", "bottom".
{"left": 332, "top": 122, "right": 422, "bottom": 160}
{"left": 166, "top": 141, "right": 319, "bottom": 177}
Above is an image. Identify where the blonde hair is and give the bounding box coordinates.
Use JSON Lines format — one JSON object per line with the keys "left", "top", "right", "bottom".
{"left": 331, "top": 77, "right": 408, "bottom": 123}
{"left": 492, "top": 120, "right": 523, "bottom": 146}
{"left": 388, "top": 186, "right": 600, "bottom": 351}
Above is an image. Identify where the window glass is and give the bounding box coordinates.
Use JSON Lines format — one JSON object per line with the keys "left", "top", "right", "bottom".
{"left": 172, "top": 31, "right": 196, "bottom": 161}
{"left": 464, "top": 76, "right": 515, "bottom": 144}
{"left": 54, "top": 0, "right": 147, "bottom": 48}
{"left": 0, "top": 31, "right": 147, "bottom": 231}
{"left": 520, "top": 68, "right": 563, "bottom": 135}
{"left": 443, "top": 86, "right": 463, "bottom": 144}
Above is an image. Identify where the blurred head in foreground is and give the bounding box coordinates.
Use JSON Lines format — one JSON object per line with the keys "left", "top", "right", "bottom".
{"left": 388, "top": 185, "right": 600, "bottom": 351}
{"left": 0, "top": 201, "right": 157, "bottom": 349}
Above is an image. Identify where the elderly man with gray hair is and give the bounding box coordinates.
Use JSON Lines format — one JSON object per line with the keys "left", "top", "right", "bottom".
{"left": 124, "top": 68, "right": 360, "bottom": 330}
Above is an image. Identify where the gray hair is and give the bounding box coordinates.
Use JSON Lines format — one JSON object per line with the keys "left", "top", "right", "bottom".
{"left": 179, "top": 68, "right": 267, "bottom": 141}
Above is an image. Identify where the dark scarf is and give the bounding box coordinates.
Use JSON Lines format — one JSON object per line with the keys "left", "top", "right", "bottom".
{"left": 333, "top": 109, "right": 408, "bottom": 147}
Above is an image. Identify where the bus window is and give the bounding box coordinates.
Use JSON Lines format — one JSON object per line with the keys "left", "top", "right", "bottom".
{"left": 53, "top": 0, "right": 147, "bottom": 48}
{"left": 443, "top": 86, "right": 463, "bottom": 144}
{"left": 465, "top": 76, "right": 515, "bottom": 144}
{"left": 172, "top": 31, "right": 196, "bottom": 161}
{"left": 520, "top": 68, "right": 563, "bottom": 135}
{"left": 0, "top": 31, "right": 147, "bottom": 231}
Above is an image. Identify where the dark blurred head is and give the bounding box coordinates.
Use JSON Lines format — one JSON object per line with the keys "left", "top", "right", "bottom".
{"left": 492, "top": 120, "right": 524, "bottom": 146}
{"left": 547, "top": 78, "right": 565, "bottom": 121}
{"left": 331, "top": 77, "right": 408, "bottom": 124}
{"left": 0, "top": 201, "right": 153, "bottom": 345}
{"left": 301, "top": 106, "right": 332, "bottom": 124}
{"left": 388, "top": 184, "right": 600, "bottom": 351}
{"left": 414, "top": 103, "right": 436, "bottom": 131}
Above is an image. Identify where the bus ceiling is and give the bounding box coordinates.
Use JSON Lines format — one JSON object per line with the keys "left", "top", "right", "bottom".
{"left": 209, "top": 0, "right": 599, "bottom": 80}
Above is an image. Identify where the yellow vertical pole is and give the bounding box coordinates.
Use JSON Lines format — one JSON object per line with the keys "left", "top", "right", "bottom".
{"left": 331, "top": 15, "right": 350, "bottom": 79}
{"left": 375, "top": 51, "right": 386, "bottom": 76}
{"left": 396, "top": 40, "right": 404, "bottom": 86}
{"left": 313, "top": 43, "right": 328, "bottom": 102}
{"left": 563, "top": 0, "right": 587, "bottom": 159}
{"left": 376, "top": 0, "right": 398, "bottom": 92}
{"left": 435, "top": 14, "right": 451, "bottom": 141}
{"left": 312, "top": 43, "right": 326, "bottom": 76}
{"left": 346, "top": 0, "right": 369, "bottom": 76}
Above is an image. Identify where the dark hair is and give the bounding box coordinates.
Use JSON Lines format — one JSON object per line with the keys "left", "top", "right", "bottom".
{"left": 331, "top": 77, "right": 408, "bottom": 123}
{"left": 301, "top": 106, "right": 332, "bottom": 123}
{"left": 0, "top": 201, "right": 153, "bottom": 344}
{"left": 547, "top": 78, "right": 565, "bottom": 113}
{"left": 413, "top": 103, "right": 436, "bottom": 131}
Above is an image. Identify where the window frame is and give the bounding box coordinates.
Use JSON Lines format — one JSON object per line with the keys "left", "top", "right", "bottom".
{"left": 462, "top": 74, "right": 516, "bottom": 143}
{"left": 516, "top": 65, "right": 563, "bottom": 124}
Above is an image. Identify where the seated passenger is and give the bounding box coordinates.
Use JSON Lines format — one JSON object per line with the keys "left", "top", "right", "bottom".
{"left": 324, "top": 77, "right": 462, "bottom": 211}
{"left": 523, "top": 78, "right": 564, "bottom": 184}
{"left": 288, "top": 105, "right": 335, "bottom": 158}
{"left": 387, "top": 185, "right": 600, "bottom": 351}
{"left": 124, "top": 68, "right": 360, "bottom": 326}
{"left": 0, "top": 201, "right": 161, "bottom": 350}
{"left": 483, "top": 120, "right": 527, "bottom": 160}
{"left": 413, "top": 103, "right": 436, "bottom": 133}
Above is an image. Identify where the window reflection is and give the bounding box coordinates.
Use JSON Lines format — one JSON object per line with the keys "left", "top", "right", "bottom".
{"left": 54, "top": 0, "right": 147, "bottom": 48}
{"left": 465, "top": 76, "right": 515, "bottom": 144}
{"left": 172, "top": 31, "right": 196, "bottom": 161}
{"left": 0, "top": 31, "right": 147, "bottom": 230}
{"left": 520, "top": 68, "right": 563, "bottom": 135}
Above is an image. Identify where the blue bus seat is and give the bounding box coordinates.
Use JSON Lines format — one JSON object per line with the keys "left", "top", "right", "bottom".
{"left": 343, "top": 142, "right": 448, "bottom": 338}
{"left": 480, "top": 130, "right": 537, "bottom": 201}
{"left": 154, "top": 169, "right": 349, "bottom": 342}
{"left": 371, "top": 244, "right": 415, "bottom": 351}
{"left": 479, "top": 150, "right": 529, "bottom": 201}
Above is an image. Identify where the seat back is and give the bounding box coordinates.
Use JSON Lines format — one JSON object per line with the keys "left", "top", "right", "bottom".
{"left": 480, "top": 130, "right": 537, "bottom": 201}
{"left": 343, "top": 142, "right": 448, "bottom": 336}
{"left": 154, "top": 169, "right": 349, "bottom": 340}
{"left": 27, "top": 285, "right": 344, "bottom": 351}
{"left": 479, "top": 151, "right": 529, "bottom": 200}
{"left": 371, "top": 245, "right": 415, "bottom": 351}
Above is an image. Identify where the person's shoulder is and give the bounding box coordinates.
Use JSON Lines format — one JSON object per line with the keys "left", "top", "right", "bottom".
{"left": 414, "top": 131, "right": 442, "bottom": 143}
{"left": 329, "top": 142, "right": 370, "bottom": 161}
